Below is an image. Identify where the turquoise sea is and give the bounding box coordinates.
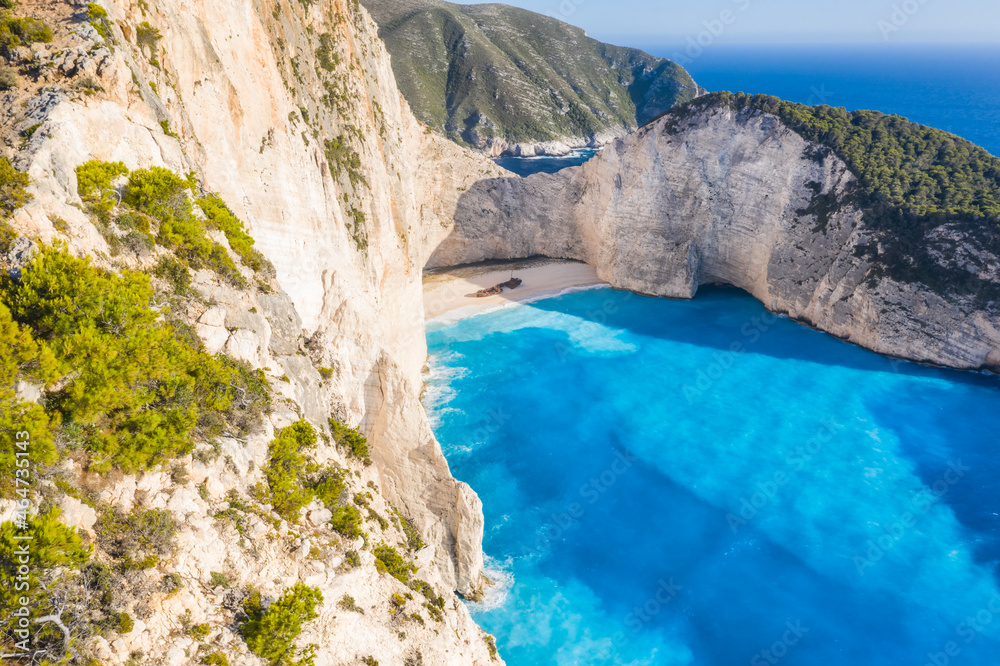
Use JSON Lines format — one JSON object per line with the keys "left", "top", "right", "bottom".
{"left": 424, "top": 287, "right": 1000, "bottom": 665}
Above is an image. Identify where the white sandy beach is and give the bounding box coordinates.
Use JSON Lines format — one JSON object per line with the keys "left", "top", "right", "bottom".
{"left": 422, "top": 258, "right": 607, "bottom": 321}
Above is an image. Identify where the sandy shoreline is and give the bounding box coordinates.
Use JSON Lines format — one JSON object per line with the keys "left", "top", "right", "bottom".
{"left": 423, "top": 258, "right": 607, "bottom": 321}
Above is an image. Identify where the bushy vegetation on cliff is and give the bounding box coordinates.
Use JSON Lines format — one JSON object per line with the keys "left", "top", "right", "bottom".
{"left": 0, "top": 159, "right": 274, "bottom": 492}
{"left": 0, "top": 244, "right": 271, "bottom": 477}
{"left": 661, "top": 92, "right": 1000, "bottom": 301}
{"left": 239, "top": 583, "right": 323, "bottom": 666}
{"left": 75, "top": 159, "right": 274, "bottom": 288}
{"left": 261, "top": 419, "right": 371, "bottom": 539}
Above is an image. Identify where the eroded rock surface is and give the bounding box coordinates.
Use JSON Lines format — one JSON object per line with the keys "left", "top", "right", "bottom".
{"left": 433, "top": 106, "right": 1000, "bottom": 371}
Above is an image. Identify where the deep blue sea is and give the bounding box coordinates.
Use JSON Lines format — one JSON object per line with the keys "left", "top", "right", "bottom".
{"left": 425, "top": 287, "right": 1000, "bottom": 666}
{"left": 501, "top": 44, "right": 1000, "bottom": 177}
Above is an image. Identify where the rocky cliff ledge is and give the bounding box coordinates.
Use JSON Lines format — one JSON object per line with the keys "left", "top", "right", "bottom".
{"left": 428, "top": 102, "right": 1000, "bottom": 372}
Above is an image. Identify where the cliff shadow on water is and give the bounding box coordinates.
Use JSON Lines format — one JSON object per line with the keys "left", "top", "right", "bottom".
{"left": 526, "top": 285, "right": 1000, "bottom": 387}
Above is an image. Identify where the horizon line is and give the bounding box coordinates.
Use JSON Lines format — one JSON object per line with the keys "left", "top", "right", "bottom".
{"left": 599, "top": 36, "right": 1000, "bottom": 47}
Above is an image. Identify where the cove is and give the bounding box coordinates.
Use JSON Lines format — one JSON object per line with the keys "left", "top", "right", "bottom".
{"left": 423, "top": 287, "right": 1000, "bottom": 666}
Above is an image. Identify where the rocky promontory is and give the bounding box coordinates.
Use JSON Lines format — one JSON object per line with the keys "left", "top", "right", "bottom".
{"left": 428, "top": 99, "right": 1000, "bottom": 371}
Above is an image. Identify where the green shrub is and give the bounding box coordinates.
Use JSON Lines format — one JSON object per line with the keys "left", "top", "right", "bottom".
{"left": 484, "top": 634, "right": 498, "bottom": 661}
{"left": 74, "top": 75, "right": 104, "bottom": 95}
{"left": 163, "top": 571, "right": 184, "bottom": 594}
{"left": 367, "top": 508, "right": 388, "bottom": 529}
{"left": 122, "top": 229, "right": 154, "bottom": 254}
{"left": 323, "top": 135, "right": 366, "bottom": 189}
{"left": 210, "top": 571, "right": 231, "bottom": 588}
{"left": 344, "top": 205, "right": 367, "bottom": 252}
{"left": 51, "top": 216, "right": 70, "bottom": 234}
{"left": 116, "top": 611, "right": 135, "bottom": 634}
{"left": 315, "top": 32, "right": 338, "bottom": 71}
{"left": 196, "top": 194, "right": 273, "bottom": 274}
{"left": 0, "top": 510, "right": 93, "bottom": 658}
{"left": 0, "top": 219, "right": 15, "bottom": 255}
{"left": 389, "top": 592, "right": 409, "bottom": 614}
{"left": 329, "top": 419, "right": 371, "bottom": 465}
{"left": 86, "top": 2, "right": 114, "bottom": 41}
{"left": 86, "top": 2, "right": 108, "bottom": 19}
{"left": 330, "top": 505, "right": 362, "bottom": 538}
{"left": 83, "top": 561, "right": 115, "bottom": 607}
{"left": 338, "top": 594, "right": 363, "bottom": 614}
{"left": 0, "top": 509, "right": 90, "bottom": 621}
{"left": 152, "top": 254, "right": 192, "bottom": 294}
{"left": 264, "top": 420, "right": 318, "bottom": 522}
{"left": 240, "top": 583, "right": 323, "bottom": 666}
{"left": 76, "top": 159, "right": 127, "bottom": 221}
{"left": 189, "top": 622, "right": 210, "bottom": 640}
{"left": 208, "top": 356, "right": 271, "bottom": 436}
{"left": 0, "top": 156, "right": 32, "bottom": 218}
{"left": 0, "top": 64, "right": 18, "bottom": 90}
{"left": 0, "top": 245, "right": 250, "bottom": 471}
{"left": 123, "top": 166, "right": 244, "bottom": 285}
{"left": 159, "top": 119, "right": 178, "bottom": 138}
{"left": 409, "top": 579, "right": 444, "bottom": 610}
{"left": 202, "top": 653, "right": 232, "bottom": 666}
{"left": 397, "top": 513, "right": 425, "bottom": 551}
{"left": 136, "top": 21, "right": 161, "bottom": 50}
{"left": 0, "top": 301, "right": 59, "bottom": 495}
{"left": 95, "top": 506, "right": 176, "bottom": 569}
{"left": 311, "top": 467, "right": 347, "bottom": 509}
{"left": 423, "top": 601, "right": 443, "bottom": 623}
{"left": 373, "top": 543, "right": 415, "bottom": 584}
{"left": 344, "top": 549, "right": 360, "bottom": 568}
{"left": 0, "top": 16, "right": 53, "bottom": 52}
{"left": 122, "top": 165, "right": 191, "bottom": 218}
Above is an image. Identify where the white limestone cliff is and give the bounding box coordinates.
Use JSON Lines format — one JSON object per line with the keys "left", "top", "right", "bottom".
{"left": 4, "top": 0, "right": 508, "bottom": 662}
{"left": 431, "top": 105, "right": 1000, "bottom": 372}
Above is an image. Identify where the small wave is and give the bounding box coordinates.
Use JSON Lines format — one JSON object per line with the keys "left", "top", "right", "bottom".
{"left": 470, "top": 555, "right": 515, "bottom": 613}
{"left": 422, "top": 352, "right": 469, "bottom": 418}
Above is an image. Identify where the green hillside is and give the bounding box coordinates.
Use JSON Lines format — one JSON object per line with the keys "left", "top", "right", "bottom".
{"left": 363, "top": 0, "right": 700, "bottom": 150}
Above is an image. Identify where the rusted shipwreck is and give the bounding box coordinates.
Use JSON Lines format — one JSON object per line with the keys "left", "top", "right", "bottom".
{"left": 475, "top": 274, "right": 523, "bottom": 298}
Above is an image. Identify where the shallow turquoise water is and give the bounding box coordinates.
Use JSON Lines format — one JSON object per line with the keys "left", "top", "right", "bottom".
{"left": 424, "top": 287, "right": 1000, "bottom": 666}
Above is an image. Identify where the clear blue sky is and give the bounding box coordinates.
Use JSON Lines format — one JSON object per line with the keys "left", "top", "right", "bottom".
{"left": 451, "top": 0, "right": 1000, "bottom": 45}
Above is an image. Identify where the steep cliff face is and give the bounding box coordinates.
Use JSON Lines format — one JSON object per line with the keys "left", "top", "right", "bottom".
{"left": 431, "top": 104, "right": 1000, "bottom": 371}
{"left": 3, "top": 0, "right": 507, "bottom": 662}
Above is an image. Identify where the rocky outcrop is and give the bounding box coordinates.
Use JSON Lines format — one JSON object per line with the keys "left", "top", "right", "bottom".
{"left": 431, "top": 104, "right": 1000, "bottom": 371}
